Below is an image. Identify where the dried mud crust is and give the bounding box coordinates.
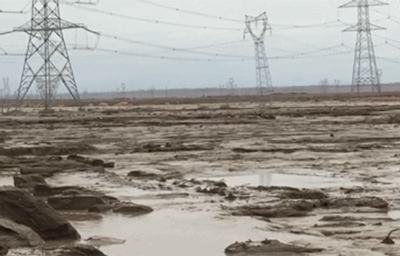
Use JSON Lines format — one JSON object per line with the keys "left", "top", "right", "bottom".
{"left": 1, "top": 94, "right": 400, "bottom": 255}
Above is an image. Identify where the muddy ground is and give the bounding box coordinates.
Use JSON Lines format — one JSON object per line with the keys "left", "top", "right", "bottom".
{"left": 1, "top": 93, "right": 400, "bottom": 255}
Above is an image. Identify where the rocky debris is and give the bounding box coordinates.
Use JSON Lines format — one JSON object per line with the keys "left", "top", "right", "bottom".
{"left": 195, "top": 179, "right": 230, "bottom": 196}
{"left": 34, "top": 184, "right": 103, "bottom": 197}
{"left": 321, "top": 230, "right": 361, "bottom": 237}
{"left": 280, "top": 189, "right": 328, "bottom": 200}
{"left": 320, "top": 197, "right": 389, "bottom": 209}
{"left": 229, "top": 196, "right": 389, "bottom": 221}
{"left": 52, "top": 244, "right": 107, "bottom": 256}
{"left": 224, "top": 239, "right": 323, "bottom": 255}
{"left": 313, "top": 221, "right": 366, "bottom": 228}
{"left": 249, "top": 186, "right": 300, "bottom": 192}
{"left": 103, "top": 162, "right": 115, "bottom": 168}
{"left": 172, "top": 179, "right": 202, "bottom": 188}
{"left": 128, "top": 169, "right": 181, "bottom": 181}
{"left": 0, "top": 217, "right": 44, "bottom": 248}
{"left": 231, "top": 201, "right": 316, "bottom": 218}
{"left": 196, "top": 185, "right": 227, "bottom": 196}
{"left": 89, "top": 203, "right": 153, "bottom": 216}
{"left": 134, "top": 142, "right": 214, "bottom": 153}
{"left": 85, "top": 236, "right": 126, "bottom": 247}
{"left": 48, "top": 194, "right": 118, "bottom": 211}
{"left": 319, "top": 216, "right": 357, "bottom": 222}
{"left": 225, "top": 193, "right": 237, "bottom": 201}
{"left": 0, "top": 143, "right": 96, "bottom": 156}
{"left": 320, "top": 215, "right": 394, "bottom": 222}
{"left": 14, "top": 174, "right": 47, "bottom": 188}
{"left": 0, "top": 244, "right": 8, "bottom": 256}
{"left": 20, "top": 167, "right": 60, "bottom": 177}
{"left": 112, "top": 205, "right": 154, "bottom": 216}
{"left": 127, "top": 170, "right": 160, "bottom": 180}
{"left": 67, "top": 154, "right": 114, "bottom": 169}
{"left": 0, "top": 187, "right": 80, "bottom": 241}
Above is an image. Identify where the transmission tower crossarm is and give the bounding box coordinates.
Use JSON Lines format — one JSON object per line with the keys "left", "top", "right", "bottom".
{"left": 13, "top": 20, "right": 88, "bottom": 33}
{"left": 244, "top": 12, "right": 271, "bottom": 41}
{"left": 0, "top": 31, "right": 14, "bottom": 36}
{"left": 342, "top": 23, "right": 386, "bottom": 32}
{"left": 339, "top": 0, "right": 388, "bottom": 8}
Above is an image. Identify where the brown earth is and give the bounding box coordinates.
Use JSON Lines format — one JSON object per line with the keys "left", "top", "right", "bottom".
{"left": 2, "top": 93, "right": 400, "bottom": 255}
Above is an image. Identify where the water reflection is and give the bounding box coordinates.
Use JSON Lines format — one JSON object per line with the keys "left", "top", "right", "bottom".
{"left": 214, "top": 172, "right": 361, "bottom": 189}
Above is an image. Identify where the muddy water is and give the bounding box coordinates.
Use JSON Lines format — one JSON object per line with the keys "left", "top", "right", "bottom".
{"left": 73, "top": 210, "right": 317, "bottom": 256}
{"left": 0, "top": 170, "right": 375, "bottom": 256}
{"left": 43, "top": 172, "right": 324, "bottom": 255}
{"left": 0, "top": 167, "right": 19, "bottom": 187}
{"left": 202, "top": 172, "right": 362, "bottom": 189}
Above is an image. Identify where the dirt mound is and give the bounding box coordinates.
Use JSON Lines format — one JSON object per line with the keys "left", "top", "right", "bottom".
{"left": 14, "top": 174, "right": 47, "bottom": 188}
{"left": 320, "top": 197, "right": 389, "bottom": 209}
{"left": 88, "top": 203, "right": 154, "bottom": 217}
{"left": 0, "top": 187, "right": 80, "bottom": 241}
{"left": 231, "top": 201, "right": 316, "bottom": 218}
{"left": 85, "top": 236, "right": 126, "bottom": 247}
{"left": 0, "top": 143, "right": 96, "bottom": 156}
{"left": 20, "top": 167, "right": 61, "bottom": 177}
{"left": 280, "top": 189, "right": 328, "bottom": 200}
{"left": 52, "top": 244, "right": 106, "bottom": 256}
{"left": 67, "top": 154, "right": 114, "bottom": 168}
{"left": 34, "top": 184, "right": 101, "bottom": 197}
{"left": 0, "top": 217, "right": 44, "bottom": 248}
{"left": 48, "top": 194, "right": 118, "bottom": 211}
{"left": 112, "top": 205, "right": 154, "bottom": 216}
{"left": 0, "top": 244, "right": 7, "bottom": 256}
{"left": 127, "top": 170, "right": 160, "bottom": 180}
{"left": 225, "top": 239, "right": 323, "bottom": 255}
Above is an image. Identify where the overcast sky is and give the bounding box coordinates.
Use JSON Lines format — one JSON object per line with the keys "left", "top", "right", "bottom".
{"left": 1, "top": 0, "right": 400, "bottom": 93}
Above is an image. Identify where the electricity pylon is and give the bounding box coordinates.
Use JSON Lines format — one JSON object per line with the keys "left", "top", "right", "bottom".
{"left": 339, "top": 0, "right": 387, "bottom": 93}
{"left": 244, "top": 12, "right": 273, "bottom": 96}
{"left": 14, "top": 0, "right": 93, "bottom": 109}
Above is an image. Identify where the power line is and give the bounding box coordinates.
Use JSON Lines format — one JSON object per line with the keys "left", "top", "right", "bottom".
{"left": 271, "top": 20, "right": 342, "bottom": 29}
{"left": 99, "top": 31, "right": 355, "bottom": 61}
{"left": 138, "top": 0, "right": 243, "bottom": 23}
{"left": 99, "top": 33, "right": 253, "bottom": 59}
{"left": 377, "top": 56, "right": 400, "bottom": 65}
{"left": 269, "top": 45, "right": 348, "bottom": 59}
{"left": 63, "top": 1, "right": 242, "bottom": 31}
{"left": 81, "top": 43, "right": 352, "bottom": 62}
{"left": 82, "top": 47, "right": 248, "bottom": 62}
{"left": 0, "top": 1, "right": 30, "bottom": 14}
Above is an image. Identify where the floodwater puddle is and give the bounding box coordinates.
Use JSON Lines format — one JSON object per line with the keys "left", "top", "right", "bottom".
{"left": 73, "top": 209, "right": 318, "bottom": 256}
{"left": 0, "top": 168, "right": 19, "bottom": 187}
{"left": 0, "top": 174, "right": 14, "bottom": 187}
{"left": 202, "top": 172, "right": 362, "bottom": 189}
{"left": 388, "top": 210, "right": 400, "bottom": 220}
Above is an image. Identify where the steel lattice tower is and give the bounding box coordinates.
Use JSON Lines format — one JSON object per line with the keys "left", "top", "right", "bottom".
{"left": 339, "top": 0, "right": 387, "bottom": 93}
{"left": 14, "top": 0, "right": 86, "bottom": 109}
{"left": 244, "top": 12, "right": 273, "bottom": 95}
